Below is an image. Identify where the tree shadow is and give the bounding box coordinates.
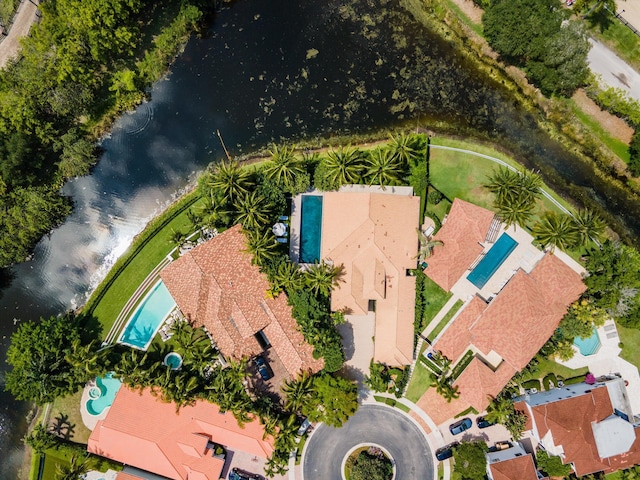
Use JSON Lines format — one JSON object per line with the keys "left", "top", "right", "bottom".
{"left": 586, "top": 9, "right": 615, "bottom": 34}
{"left": 49, "top": 413, "right": 76, "bottom": 440}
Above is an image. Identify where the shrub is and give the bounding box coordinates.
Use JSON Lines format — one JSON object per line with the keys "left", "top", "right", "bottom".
{"left": 542, "top": 373, "right": 557, "bottom": 391}
{"left": 427, "top": 189, "right": 443, "bottom": 205}
{"left": 521, "top": 379, "right": 541, "bottom": 390}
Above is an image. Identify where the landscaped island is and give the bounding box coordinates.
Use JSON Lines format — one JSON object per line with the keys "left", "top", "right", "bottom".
{"left": 9, "top": 133, "right": 640, "bottom": 479}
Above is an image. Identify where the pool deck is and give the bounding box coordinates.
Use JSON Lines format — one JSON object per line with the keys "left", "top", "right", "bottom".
{"left": 80, "top": 380, "right": 110, "bottom": 431}
{"left": 423, "top": 224, "right": 586, "bottom": 345}
{"left": 559, "top": 320, "right": 640, "bottom": 416}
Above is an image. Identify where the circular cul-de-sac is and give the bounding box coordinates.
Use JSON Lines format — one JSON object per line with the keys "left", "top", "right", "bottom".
{"left": 302, "top": 404, "right": 434, "bottom": 480}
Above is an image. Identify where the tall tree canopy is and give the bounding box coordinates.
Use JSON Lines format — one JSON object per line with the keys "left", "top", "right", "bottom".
{"left": 5, "top": 314, "right": 89, "bottom": 404}
{"left": 483, "top": 0, "right": 590, "bottom": 96}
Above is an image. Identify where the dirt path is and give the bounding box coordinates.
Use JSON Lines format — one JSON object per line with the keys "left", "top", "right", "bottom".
{"left": 448, "top": 0, "right": 483, "bottom": 24}
{"left": 572, "top": 89, "right": 634, "bottom": 144}
{"left": 0, "top": 0, "right": 38, "bottom": 68}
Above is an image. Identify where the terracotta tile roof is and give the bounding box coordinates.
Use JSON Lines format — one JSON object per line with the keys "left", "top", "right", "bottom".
{"left": 435, "top": 296, "right": 487, "bottom": 361}
{"left": 425, "top": 199, "right": 495, "bottom": 291}
{"left": 489, "top": 454, "right": 540, "bottom": 480}
{"left": 320, "top": 192, "right": 420, "bottom": 365}
{"left": 116, "top": 474, "right": 141, "bottom": 480}
{"left": 415, "top": 386, "right": 472, "bottom": 425}
{"left": 161, "top": 225, "right": 322, "bottom": 378}
{"left": 88, "top": 386, "right": 274, "bottom": 480}
{"left": 526, "top": 385, "right": 640, "bottom": 476}
{"left": 455, "top": 359, "right": 517, "bottom": 412}
{"left": 430, "top": 254, "right": 585, "bottom": 411}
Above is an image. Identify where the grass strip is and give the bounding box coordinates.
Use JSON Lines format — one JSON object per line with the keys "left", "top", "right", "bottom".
{"left": 450, "top": 349, "right": 474, "bottom": 380}
{"left": 405, "top": 362, "right": 434, "bottom": 403}
{"left": 427, "top": 299, "right": 463, "bottom": 341}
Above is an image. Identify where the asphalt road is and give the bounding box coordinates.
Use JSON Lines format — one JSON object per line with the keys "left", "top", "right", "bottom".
{"left": 302, "top": 404, "right": 434, "bottom": 480}
{"left": 588, "top": 38, "right": 640, "bottom": 101}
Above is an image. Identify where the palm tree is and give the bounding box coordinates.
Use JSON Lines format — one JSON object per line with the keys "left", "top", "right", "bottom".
{"left": 244, "top": 229, "right": 278, "bottom": 266}
{"left": 168, "top": 229, "right": 187, "bottom": 246}
{"left": 430, "top": 374, "right": 460, "bottom": 403}
{"left": 387, "top": 132, "right": 421, "bottom": 166}
{"left": 485, "top": 395, "right": 515, "bottom": 425}
{"left": 55, "top": 454, "right": 89, "bottom": 480}
{"left": 234, "top": 190, "right": 271, "bottom": 231}
{"left": 518, "top": 169, "right": 543, "bottom": 203}
{"left": 417, "top": 230, "right": 443, "bottom": 262}
{"left": 497, "top": 197, "right": 535, "bottom": 230}
{"left": 65, "top": 339, "right": 105, "bottom": 379}
{"left": 532, "top": 212, "right": 579, "bottom": 252}
{"left": 269, "top": 260, "right": 304, "bottom": 297}
{"left": 281, "top": 371, "right": 315, "bottom": 413}
{"left": 571, "top": 209, "right": 605, "bottom": 247}
{"left": 207, "top": 160, "right": 252, "bottom": 204}
{"left": 322, "top": 146, "right": 363, "bottom": 188}
{"left": 304, "top": 261, "right": 343, "bottom": 297}
{"left": 364, "top": 148, "right": 404, "bottom": 187}
{"left": 484, "top": 167, "right": 521, "bottom": 204}
{"left": 264, "top": 143, "right": 304, "bottom": 191}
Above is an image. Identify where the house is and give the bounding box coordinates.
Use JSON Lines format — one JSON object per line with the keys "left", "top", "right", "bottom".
{"left": 515, "top": 377, "right": 640, "bottom": 477}
{"left": 160, "top": 224, "right": 323, "bottom": 379}
{"left": 292, "top": 185, "right": 421, "bottom": 366}
{"left": 88, "top": 386, "right": 275, "bottom": 480}
{"left": 486, "top": 443, "right": 545, "bottom": 480}
{"left": 418, "top": 199, "right": 585, "bottom": 419}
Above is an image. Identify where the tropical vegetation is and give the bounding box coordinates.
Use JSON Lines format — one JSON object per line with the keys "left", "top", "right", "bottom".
{"left": 483, "top": 0, "right": 591, "bottom": 96}
{"left": 0, "top": 0, "right": 212, "bottom": 268}
{"left": 348, "top": 447, "right": 393, "bottom": 480}
{"left": 452, "top": 441, "right": 488, "bottom": 480}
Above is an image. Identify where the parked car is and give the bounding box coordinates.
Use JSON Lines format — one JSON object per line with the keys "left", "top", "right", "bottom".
{"left": 435, "top": 441, "right": 459, "bottom": 461}
{"left": 297, "top": 418, "right": 311, "bottom": 436}
{"left": 229, "top": 468, "right": 264, "bottom": 480}
{"left": 476, "top": 416, "right": 495, "bottom": 429}
{"left": 449, "top": 417, "right": 472, "bottom": 435}
{"left": 254, "top": 355, "right": 273, "bottom": 381}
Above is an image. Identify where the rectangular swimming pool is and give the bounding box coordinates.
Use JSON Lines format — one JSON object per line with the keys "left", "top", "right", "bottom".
{"left": 299, "top": 195, "right": 323, "bottom": 263}
{"left": 467, "top": 233, "right": 518, "bottom": 289}
{"left": 118, "top": 280, "right": 176, "bottom": 350}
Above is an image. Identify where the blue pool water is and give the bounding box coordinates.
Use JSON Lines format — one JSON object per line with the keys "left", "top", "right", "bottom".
{"left": 300, "top": 195, "right": 323, "bottom": 263}
{"left": 118, "top": 280, "right": 176, "bottom": 349}
{"left": 467, "top": 233, "right": 518, "bottom": 289}
{"left": 574, "top": 329, "right": 601, "bottom": 356}
{"left": 86, "top": 373, "right": 122, "bottom": 416}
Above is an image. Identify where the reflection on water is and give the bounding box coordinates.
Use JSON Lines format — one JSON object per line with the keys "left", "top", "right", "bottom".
{"left": 1, "top": 0, "right": 640, "bottom": 476}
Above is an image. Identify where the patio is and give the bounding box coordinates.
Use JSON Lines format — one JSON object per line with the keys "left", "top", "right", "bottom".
{"left": 559, "top": 320, "right": 640, "bottom": 416}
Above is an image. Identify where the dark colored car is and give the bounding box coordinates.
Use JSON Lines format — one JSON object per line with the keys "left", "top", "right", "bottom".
{"left": 449, "top": 417, "right": 472, "bottom": 435}
{"left": 254, "top": 355, "right": 273, "bottom": 381}
{"left": 476, "top": 416, "right": 495, "bottom": 429}
{"left": 229, "top": 468, "right": 264, "bottom": 480}
{"left": 435, "top": 442, "right": 459, "bottom": 461}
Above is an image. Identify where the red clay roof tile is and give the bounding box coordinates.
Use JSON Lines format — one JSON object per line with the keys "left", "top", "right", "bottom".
{"left": 161, "top": 225, "right": 322, "bottom": 379}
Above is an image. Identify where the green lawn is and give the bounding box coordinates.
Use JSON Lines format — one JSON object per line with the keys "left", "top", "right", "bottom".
{"left": 423, "top": 275, "right": 453, "bottom": 328}
{"left": 405, "top": 362, "right": 433, "bottom": 403}
{"left": 427, "top": 299, "right": 463, "bottom": 342}
{"left": 519, "top": 357, "right": 589, "bottom": 383}
{"left": 587, "top": 11, "right": 640, "bottom": 72}
{"left": 566, "top": 98, "right": 630, "bottom": 163}
{"left": 87, "top": 194, "right": 205, "bottom": 336}
{"left": 617, "top": 323, "right": 640, "bottom": 370}
{"left": 430, "top": 137, "right": 571, "bottom": 221}
{"left": 48, "top": 390, "right": 92, "bottom": 444}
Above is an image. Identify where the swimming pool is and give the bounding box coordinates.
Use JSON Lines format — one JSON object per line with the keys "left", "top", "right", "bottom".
{"left": 299, "top": 195, "right": 323, "bottom": 263}
{"left": 574, "top": 329, "right": 601, "bottom": 356}
{"left": 118, "top": 280, "right": 176, "bottom": 350}
{"left": 164, "top": 352, "right": 183, "bottom": 370}
{"left": 467, "top": 233, "right": 518, "bottom": 289}
{"left": 86, "top": 373, "right": 122, "bottom": 416}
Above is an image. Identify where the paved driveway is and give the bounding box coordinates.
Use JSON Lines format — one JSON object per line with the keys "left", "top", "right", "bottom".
{"left": 302, "top": 404, "right": 434, "bottom": 479}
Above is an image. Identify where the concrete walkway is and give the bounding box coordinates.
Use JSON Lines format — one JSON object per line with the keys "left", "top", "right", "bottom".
{"left": 0, "top": 0, "right": 39, "bottom": 68}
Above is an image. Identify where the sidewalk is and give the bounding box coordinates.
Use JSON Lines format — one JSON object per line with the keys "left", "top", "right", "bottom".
{"left": 0, "top": 0, "right": 39, "bottom": 68}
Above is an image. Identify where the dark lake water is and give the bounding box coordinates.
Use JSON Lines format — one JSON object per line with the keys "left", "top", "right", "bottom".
{"left": 2, "top": 0, "right": 640, "bottom": 477}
